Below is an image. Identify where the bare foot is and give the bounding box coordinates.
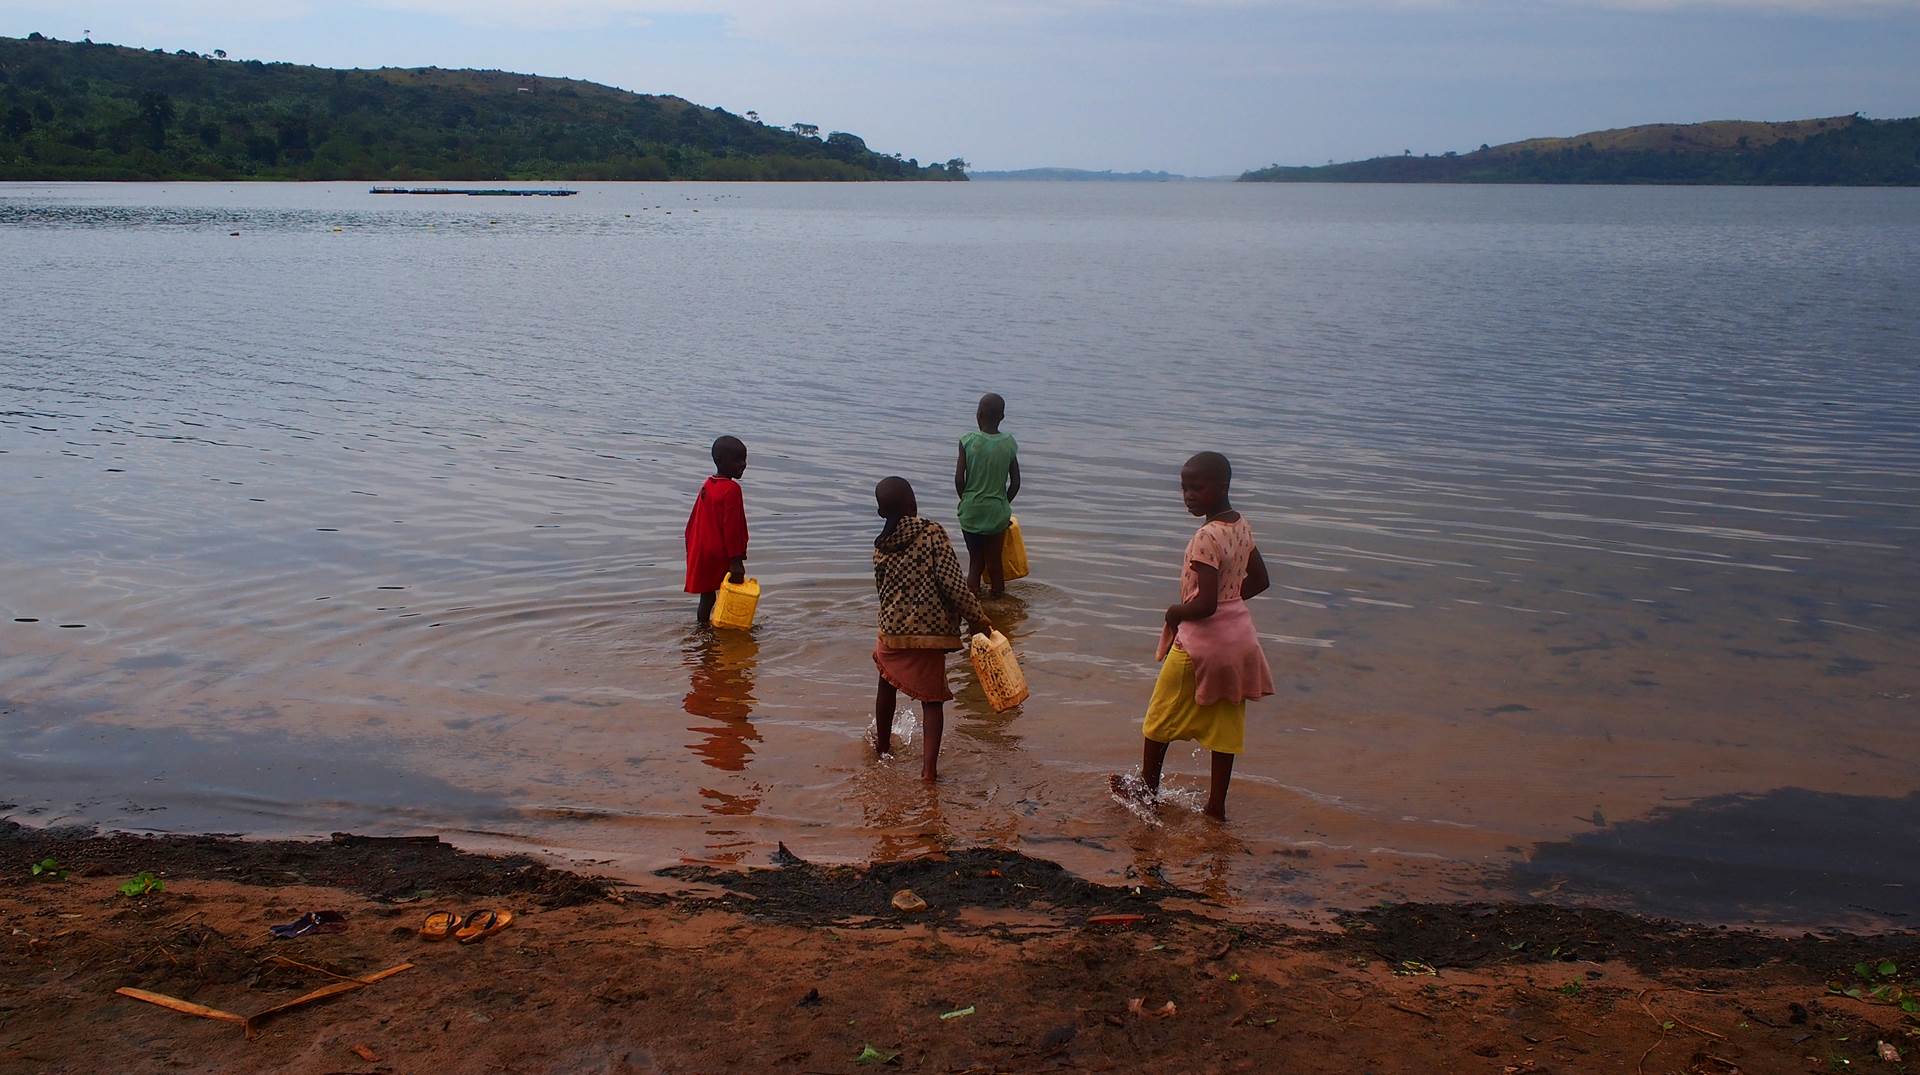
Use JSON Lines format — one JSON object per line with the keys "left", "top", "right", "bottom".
{"left": 1203, "top": 806, "right": 1227, "bottom": 822}
{"left": 921, "top": 765, "right": 938, "bottom": 782}
{"left": 1109, "top": 773, "right": 1154, "bottom": 805}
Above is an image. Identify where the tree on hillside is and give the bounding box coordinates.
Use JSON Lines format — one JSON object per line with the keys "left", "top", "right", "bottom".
{"left": 789, "top": 122, "right": 819, "bottom": 138}
{"left": 825, "top": 131, "right": 867, "bottom": 154}
{"left": 137, "top": 90, "right": 173, "bottom": 151}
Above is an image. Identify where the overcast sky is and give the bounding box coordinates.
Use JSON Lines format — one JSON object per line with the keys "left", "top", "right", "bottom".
{"left": 5, "top": 1, "right": 1918, "bottom": 174}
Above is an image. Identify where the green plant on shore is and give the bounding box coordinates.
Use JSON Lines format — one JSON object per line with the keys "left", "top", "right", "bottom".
{"left": 29, "top": 857, "right": 68, "bottom": 880}
{"left": 1557, "top": 980, "right": 1584, "bottom": 997}
{"left": 117, "top": 871, "right": 164, "bottom": 898}
{"left": 1829, "top": 960, "right": 1920, "bottom": 1015}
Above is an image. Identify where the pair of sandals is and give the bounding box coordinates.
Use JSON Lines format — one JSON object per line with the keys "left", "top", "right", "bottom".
{"left": 420, "top": 909, "right": 514, "bottom": 944}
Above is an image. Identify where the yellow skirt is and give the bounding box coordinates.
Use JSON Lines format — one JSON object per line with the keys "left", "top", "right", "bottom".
{"left": 1141, "top": 647, "right": 1245, "bottom": 755}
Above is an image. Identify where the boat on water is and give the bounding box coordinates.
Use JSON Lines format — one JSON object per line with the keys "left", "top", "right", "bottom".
{"left": 369, "top": 187, "right": 578, "bottom": 197}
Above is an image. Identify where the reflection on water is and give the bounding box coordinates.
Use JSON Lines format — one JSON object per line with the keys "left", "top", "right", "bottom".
{"left": 2, "top": 181, "right": 1918, "bottom": 926}
{"left": 680, "top": 628, "right": 762, "bottom": 864}
{"left": 682, "top": 628, "right": 761, "bottom": 774}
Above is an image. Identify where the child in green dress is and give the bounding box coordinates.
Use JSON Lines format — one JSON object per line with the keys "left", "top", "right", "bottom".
{"left": 954, "top": 393, "right": 1021, "bottom": 596}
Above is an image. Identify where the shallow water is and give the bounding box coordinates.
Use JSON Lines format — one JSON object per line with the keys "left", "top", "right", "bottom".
{"left": 3, "top": 180, "right": 1917, "bottom": 927}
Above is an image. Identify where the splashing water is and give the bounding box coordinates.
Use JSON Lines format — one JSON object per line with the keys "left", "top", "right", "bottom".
{"left": 870, "top": 703, "right": 919, "bottom": 755}
{"left": 1109, "top": 766, "right": 1211, "bottom": 826}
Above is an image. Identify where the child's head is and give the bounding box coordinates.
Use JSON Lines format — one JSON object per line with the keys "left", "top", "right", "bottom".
{"left": 874, "top": 475, "right": 918, "bottom": 519}
{"left": 711, "top": 435, "right": 747, "bottom": 479}
{"left": 976, "top": 393, "right": 1006, "bottom": 430}
{"left": 1180, "top": 452, "right": 1232, "bottom": 517}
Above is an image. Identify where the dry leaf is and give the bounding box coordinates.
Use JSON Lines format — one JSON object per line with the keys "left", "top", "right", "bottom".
{"left": 351, "top": 1043, "right": 380, "bottom": 1062}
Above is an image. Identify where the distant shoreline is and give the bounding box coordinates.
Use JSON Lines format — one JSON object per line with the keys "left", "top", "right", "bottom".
{"left": 1240, "top": 114, "right": 1920, "bottom": 186}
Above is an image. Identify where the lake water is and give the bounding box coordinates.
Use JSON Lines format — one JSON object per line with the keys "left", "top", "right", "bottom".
{"left": 3, "top": 180, "right": 1917, "bottom": 928}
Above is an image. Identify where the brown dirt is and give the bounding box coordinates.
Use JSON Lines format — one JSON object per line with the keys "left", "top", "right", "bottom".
{"left": 3, "top": 824, "right": 1918, "bottom": 1074}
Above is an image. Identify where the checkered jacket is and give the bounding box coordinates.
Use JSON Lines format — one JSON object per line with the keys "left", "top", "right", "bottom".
{"left": 873, "top": 515, "right": 986, "bottom": 650}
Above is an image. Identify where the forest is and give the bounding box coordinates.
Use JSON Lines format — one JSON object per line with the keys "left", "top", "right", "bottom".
{"left": 1241, "top": 116, "right": 1920, "bottom": 185}
{"left": 0, "top": 34, "right": 967, "bottom": 181}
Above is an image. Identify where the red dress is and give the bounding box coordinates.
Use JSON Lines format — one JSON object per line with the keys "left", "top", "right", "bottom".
{"left": 684, "top": 476, "right": 748, "bottom": 593}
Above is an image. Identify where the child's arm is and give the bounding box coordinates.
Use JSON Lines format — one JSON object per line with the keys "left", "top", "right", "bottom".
{"left": 722, "top": 483, "right": 748, "bottom": 584}
{"left": 1006, "top": 455, "right": 1020, "bottom": 503}
{"left": 954, "top": 441, "right": 968, "bottom": 498}
{"left": 1243, "top": 548, "right": 1270, "bottom": 600}
{"left": 1165, "top": 562, "right": 1220, "bottom": 627}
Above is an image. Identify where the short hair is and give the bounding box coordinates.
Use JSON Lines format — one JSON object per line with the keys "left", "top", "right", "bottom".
{"left": 875, "top": 475, "right": 915, "bottom": 514}
{"left": 711, "top": 435, "right": 746, "bottom": 466}
{"left": 978, "top": 393, "right": 1006, "bottom": 421}
{"left": 1184, "top": 451, "right": 1232, "bottom": 484}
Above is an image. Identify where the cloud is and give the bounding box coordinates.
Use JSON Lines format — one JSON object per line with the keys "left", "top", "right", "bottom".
{"left": 358, "top": 0, "right": 1920, "bottom": 31}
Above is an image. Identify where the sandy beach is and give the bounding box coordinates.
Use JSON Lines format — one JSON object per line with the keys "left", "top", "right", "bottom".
{"left": 5, "top": 822, "right": 1917, "bottom": 1074}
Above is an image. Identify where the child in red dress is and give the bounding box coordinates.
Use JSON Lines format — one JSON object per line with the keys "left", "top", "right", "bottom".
{"left": 685, "top": 436, "right": 749, "bottom": 626}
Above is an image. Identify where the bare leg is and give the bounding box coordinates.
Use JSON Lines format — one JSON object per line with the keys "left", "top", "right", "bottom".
{"left": 985, "top": 530, "right": 1007, "bottom": 596}
{"left": 1142, "top": 738, "right": 1171, "bottom": 794}
{"left": 965, "top": 538, "right": 985, "bottom": 595}
{"left": 1205, "top": 751, "right": 1235, "bottom": 821}
{"left": 920, "top": 701, "right": 945, "bottom": 781}
{"left": 874, "top": 676, "right": 897, "bottom": 757}
{"left": 1112, "top": 738, "right": 1171, "bottom": 803}
{"left": 696, "top": 590, "right": 717, "bottom": 625}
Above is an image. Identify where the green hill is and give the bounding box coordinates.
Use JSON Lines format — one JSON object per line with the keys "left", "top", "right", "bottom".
{"left": 0, "top": 34, "right": 966, "bottom": 181}
{"left": 1241, "top": 115, "right": 1920, "bottom": 185}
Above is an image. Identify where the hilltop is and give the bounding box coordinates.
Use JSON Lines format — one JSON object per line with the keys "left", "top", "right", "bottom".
{"left": 1241, "top": 114, "right": 1920, "bottom": 185}
{"left": 0, "top": 34, "right": 966, "bottom": 181}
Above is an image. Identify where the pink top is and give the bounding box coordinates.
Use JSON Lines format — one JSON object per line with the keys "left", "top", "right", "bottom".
{"left": 1158, "top": 517, "right": 1275, "bottom": 706}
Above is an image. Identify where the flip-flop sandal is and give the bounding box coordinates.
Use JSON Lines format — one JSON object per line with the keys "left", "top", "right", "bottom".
{"left": 456, "top": 909, "right": 514, "bottom": 945}
{"left": 419, "top": 910, "right": 460, "bottom": 940}
{"left": 268, "top": 910, "right": 347, "bottom": 940}
{"left": 451, "top": 909, "right": 494, "bottom": 943}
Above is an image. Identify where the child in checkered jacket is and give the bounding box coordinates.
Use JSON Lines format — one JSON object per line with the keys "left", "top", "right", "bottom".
{"left": 870, "top": 476, "right": 994, "bottom": 781}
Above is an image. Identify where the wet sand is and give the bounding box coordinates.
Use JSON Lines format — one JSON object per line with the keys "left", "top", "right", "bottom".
{"left": 4, "top": 825, "right": 1917, "bottom": 1075}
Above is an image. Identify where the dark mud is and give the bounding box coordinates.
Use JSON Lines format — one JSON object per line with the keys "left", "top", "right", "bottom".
{"left": 660, "top": 846, "right": 1203, "bottom": 927}
{"left": 1509, "top": 787, "right": 1920, "bottom": 925}
{"left": 0, "top": 821, "right": 610, "bottom": 907}
{"left": 1332, "top": 901, "right": 1920, "bottom": 979}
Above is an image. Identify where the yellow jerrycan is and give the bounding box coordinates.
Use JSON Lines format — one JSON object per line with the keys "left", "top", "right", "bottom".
{"left": 1000, "top": 516, "right": 1030, "bottom": 582}
{"left": 968, "top": 629, "right": 1030, "bottom": 712}
{"left": 710, "top": 576, "right": 760, "bottom": 631}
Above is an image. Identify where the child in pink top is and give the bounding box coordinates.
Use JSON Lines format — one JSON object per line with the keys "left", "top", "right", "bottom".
{"left": 1113, "top": 451, "right": 1273, "bottom": 820}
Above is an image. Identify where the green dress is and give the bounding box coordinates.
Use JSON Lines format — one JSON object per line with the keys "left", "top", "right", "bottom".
{"left": 957, "top": 430, "right": 1017, "bottom": 536}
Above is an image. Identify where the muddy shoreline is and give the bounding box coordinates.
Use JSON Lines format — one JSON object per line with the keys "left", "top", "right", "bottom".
{"left": 5, "top": 822, "right": 1918, "bottom": 1073}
